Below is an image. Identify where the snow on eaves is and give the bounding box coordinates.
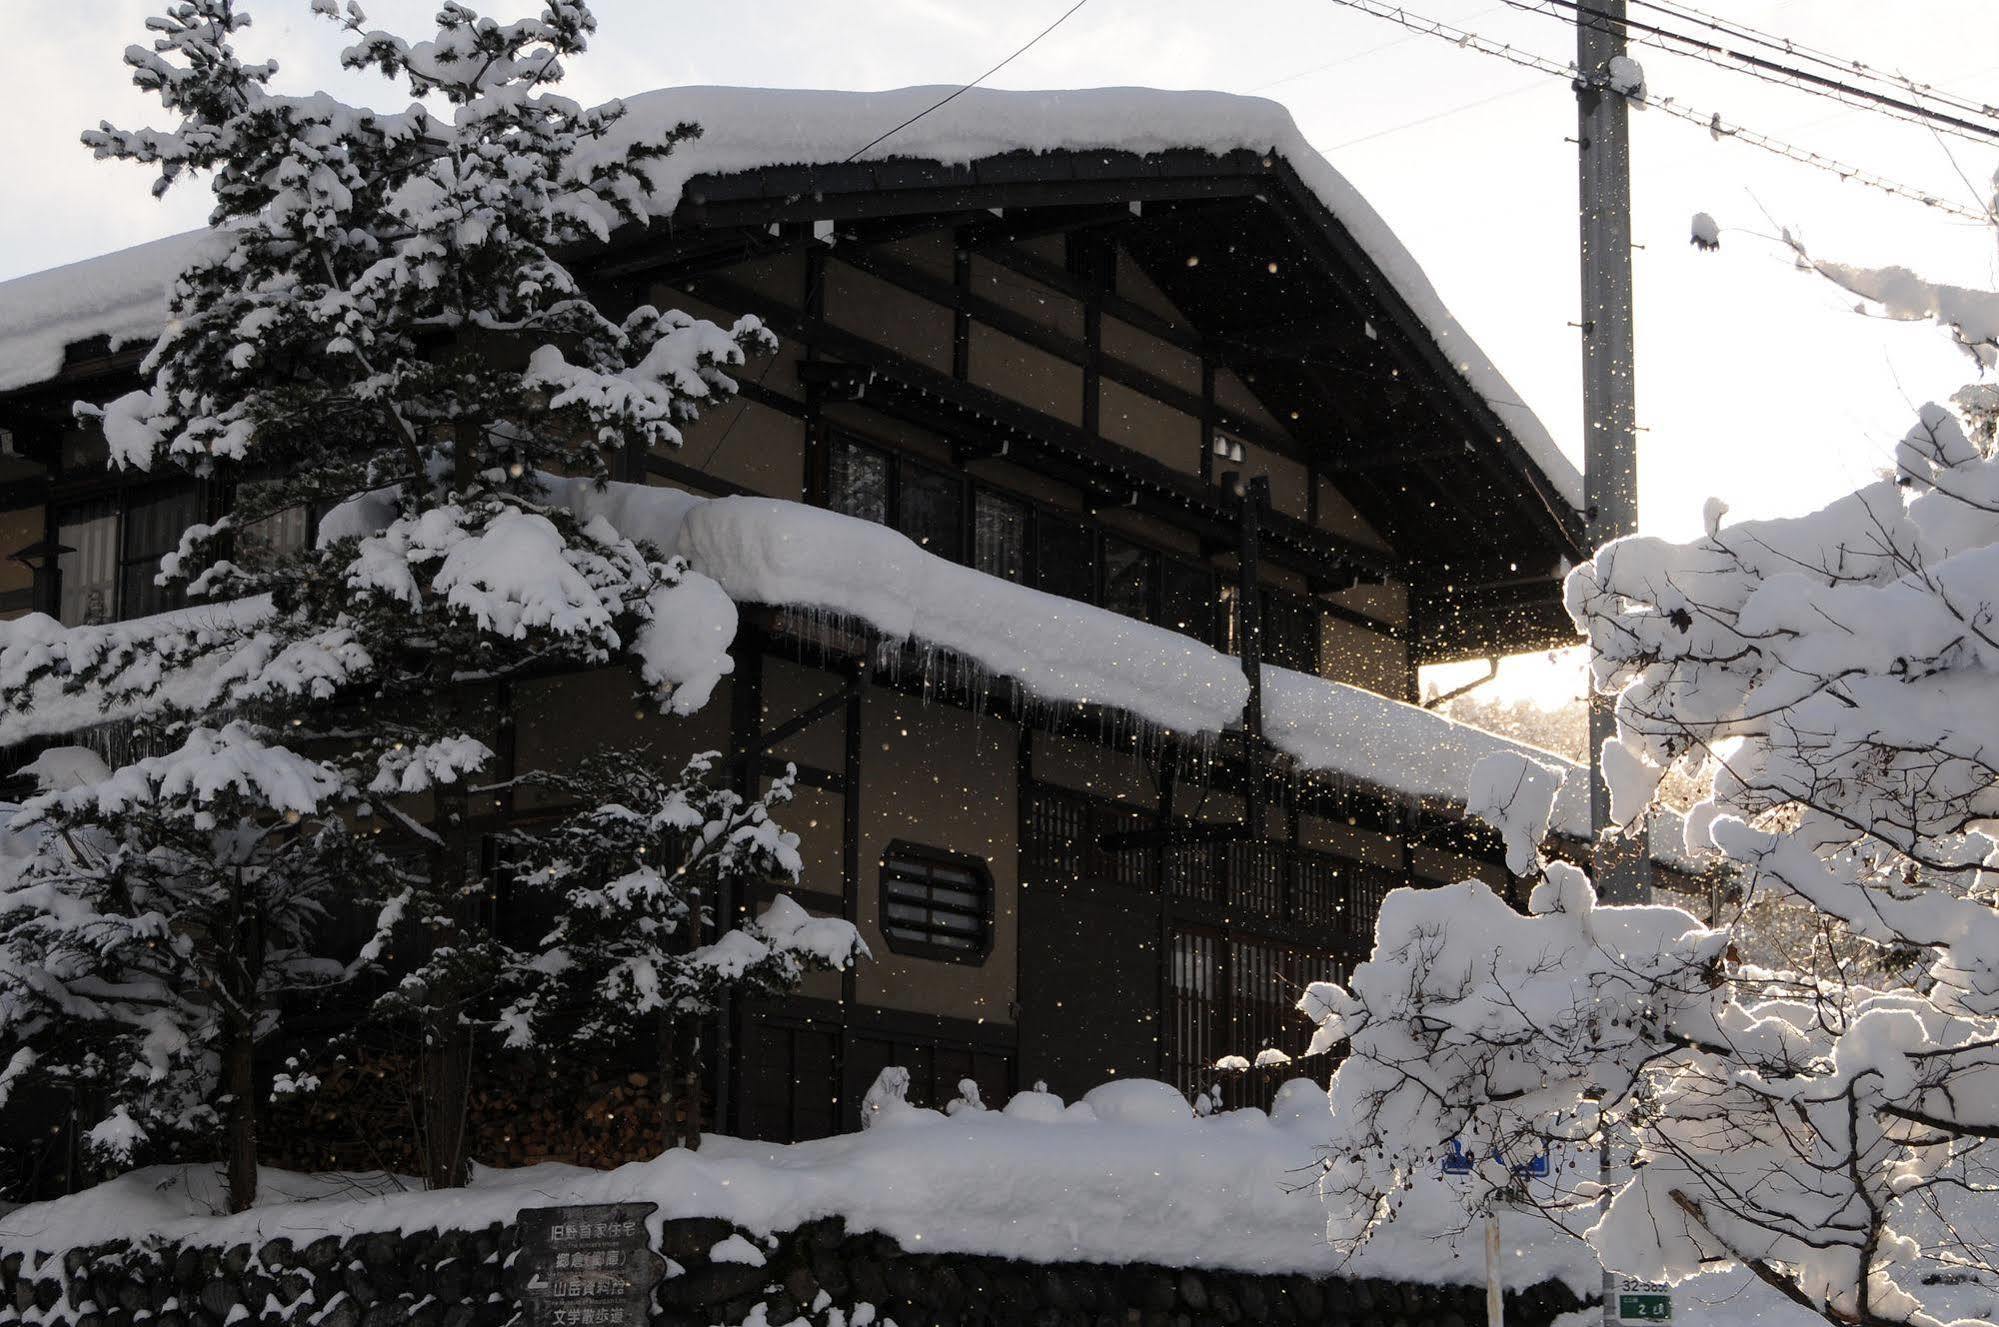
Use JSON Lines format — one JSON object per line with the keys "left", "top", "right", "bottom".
{"left": 0, "top": 479, "right": 1688, "bottom": 867}
{"left": 0, "top": 231, "right": 221, "bottom": 393}
{"left": 679, "top": 496, "right": 1248, "bottom": 735}
{"left": 1262, "top": 666, "right": 1695, "bottom": 867}
{"left": 0, "top": 597, "right": 271, "bottom": 748}
{"left": 0, "top": 85, "right": 1578, "bottom": 509}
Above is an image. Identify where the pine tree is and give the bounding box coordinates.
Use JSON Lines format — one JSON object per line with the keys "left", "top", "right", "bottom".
{"left": 0, "top": 724, "right": 400, "bottom": 1212}
{"left": 0, "top": 0, "right": 774, "bottom": 1191}
{"left": 497, "top": 750, "right": 865, "bottom": 1151}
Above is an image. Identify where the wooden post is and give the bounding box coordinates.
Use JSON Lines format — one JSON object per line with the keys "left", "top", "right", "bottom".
{"left": 1486, "top": 1211, "right": 1505, "bottom": 1327}
{"left": 1235, "top": 475, "right": 1270, "bottom": 742}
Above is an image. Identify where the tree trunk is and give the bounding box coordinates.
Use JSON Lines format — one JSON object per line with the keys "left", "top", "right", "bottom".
{"left": 419, "top": 686, "right": 480, "bottom": 1189}
{"left": 224, "top": 1019, "right": 258, "bottom": 1214}
{"left": 421, "top": 1005, "right": 473, "bottom": 1188}
{"left": 678, "top": 1014, "right": 703, "bottom": 1152}
{"left": 657, "top": 1007, "right": 680, "bottom": 1151}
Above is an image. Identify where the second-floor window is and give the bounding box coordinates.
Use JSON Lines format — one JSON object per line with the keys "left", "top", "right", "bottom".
{"left": 56, "top": 482, "right": 205, "bottom": 626}
{"left": 50, "top": 479, "right": 311, "bottom": 628}
{"left": 822, "top": 431, "right": 1378, "bottom": 681}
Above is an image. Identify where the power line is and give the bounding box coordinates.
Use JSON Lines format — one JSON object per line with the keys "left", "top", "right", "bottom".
{"left": 700, "top": 1, "right": 1093, "bottom": 473}
{"left": 1500, "top": 0, "right": 1999, "bottom": 148}
{"left": 1327, "top": 77, "right": 1548, "bottom": 150}
{"left": 1250, "top": 3, "right": 1506, "bottom": 93}
{"left": 844, "top": 0, "right": 1093, "bottom": 163}
{"left": 1624, "top": 0, "right": 1999, "bottom": 125}
{"left": 1318, "top": 0, "right": 1991, "bottom": 221}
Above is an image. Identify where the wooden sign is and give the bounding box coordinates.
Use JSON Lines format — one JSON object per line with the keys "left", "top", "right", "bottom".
{"left": 511, "top": 1202, "right": 667, "bottom": 1327}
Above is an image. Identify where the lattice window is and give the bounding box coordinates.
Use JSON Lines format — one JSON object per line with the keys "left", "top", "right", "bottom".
{"left": 973, "top": 490, "right": 1029, "bottom": 583}
{"left": 880, "top": 841, "right": 993, "bottom": 963}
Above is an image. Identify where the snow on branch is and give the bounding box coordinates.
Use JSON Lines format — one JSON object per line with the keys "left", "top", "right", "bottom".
{"left": 1310, "top": 375, "right": 1999, "bottom": 1326}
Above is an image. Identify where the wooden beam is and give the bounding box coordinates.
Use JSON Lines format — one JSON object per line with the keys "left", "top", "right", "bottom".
{"left": 830, "top": 243, "right": 1313, "bottom": 465}
{"left": 722, "top": 283, "right": 1398, "bottom": 580}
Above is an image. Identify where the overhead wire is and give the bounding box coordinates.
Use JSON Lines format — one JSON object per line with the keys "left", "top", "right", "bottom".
{"left": 1623, "top": 0, "right": 1999, "bottom": 125}
{"left": 697, "top": 0, "right": 1094, "bottom": 473}
{"left": 1250, "top": 2, "right": 1507, "bottom": 93}
{"left": 1498, "top": 0, "right": 1999, "bottom": 148}
{"left": 1317, "top": 0, "right": 1992, "bottom": 222}
{"left": 844, "top": 0, "right": 1093, "bottom": 162}
{"left": 1327, "top": 77, "right": 1550, "bottom": 150}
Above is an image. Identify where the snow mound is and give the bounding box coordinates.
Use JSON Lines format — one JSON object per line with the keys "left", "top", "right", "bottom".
{"left": 1079, "top": 1078, "right": 1194, "bottom": 1127}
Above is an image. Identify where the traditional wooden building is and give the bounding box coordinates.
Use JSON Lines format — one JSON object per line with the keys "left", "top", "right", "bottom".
{"left": 0, "top": 87, "right": 1687, "bottom": 1169}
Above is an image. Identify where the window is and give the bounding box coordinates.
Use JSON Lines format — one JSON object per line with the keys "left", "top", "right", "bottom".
{"left": 56, "top": 498, "right": 118, "bottom": 626}
{"left": 1100, "top": 537, "right": 1156, "bottom": 623}
{"left": 1263, "top": 592, "right": 1320, "bottom": 674}
{"left": 119, "top": 484, "right": 203, "bottom": 621}
{"left": 53, "top": 482, "right": 204, "bottom": 626}
{"left": 820, "top": 432, "right": 1210, "bottom": 641}
{"left": 972, "top": 490, "right": 1028, "bottom": 583}
{"left": 898, "top": 463, "right": 963, "bottom": 560}
{"left": 1035, "top": 514, "right": 1094, "bottom": 604}
{"left": 827, "top": 437, "right": 889, "bottom": 525}
{"left": 234, "top": 480, "right": 313, "bottom": 566}
{"left": 879, "top": 841, "right": 993, "bottom": 963}
{"left": 1161, "top": 558, "right": 1216, "bottom": 645}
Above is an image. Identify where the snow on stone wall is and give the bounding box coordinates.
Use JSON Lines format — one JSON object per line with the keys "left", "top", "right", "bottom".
{"left": 0, "top": 1195, "right": 1591, "bottom": 1327}
{"left": 0, "top": 1081, "right": 1596, "bottom": 1297}
{"left": 0, "top": 86, "right": 1578, "bottom": 507}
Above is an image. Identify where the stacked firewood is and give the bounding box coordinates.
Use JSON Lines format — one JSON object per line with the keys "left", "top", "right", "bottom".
{"left": 263, "top": 1047, "right": 695, "bottom": 1175}
{"left": 478, "top": 1069, "right": 677, "bottom": 1169}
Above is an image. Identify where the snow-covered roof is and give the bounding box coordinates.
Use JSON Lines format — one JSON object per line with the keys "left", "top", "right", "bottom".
{"left": 0, "top": 85, "right": 1579, "bottom": 509}
{"left": 0, "top": 230, "right": 218, "bottom": 394}
{"left": 1, "top": 479, "right": 1691, "bottom": 867}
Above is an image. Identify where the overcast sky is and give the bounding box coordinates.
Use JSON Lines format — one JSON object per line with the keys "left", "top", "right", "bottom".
{"left": 3, "top": 0, "right": 1994, "bottom": 701}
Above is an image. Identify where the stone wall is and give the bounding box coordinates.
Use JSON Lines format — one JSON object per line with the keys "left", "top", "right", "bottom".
{"left": 0, "top": 1213, "right": 1590, "bottom": 1327}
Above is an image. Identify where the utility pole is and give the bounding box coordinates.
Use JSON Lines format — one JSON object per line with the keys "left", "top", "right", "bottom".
{"left": 1576, "top": 0, "right": 1647, "bottom": 905}
{"left": 1576, "top": 9, "right": 1651, "bottom": 1327}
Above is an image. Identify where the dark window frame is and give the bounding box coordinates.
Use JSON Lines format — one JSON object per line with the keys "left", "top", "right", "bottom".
{"left": 51, "top": 477, "right": 208, "bottom": 627}
{"left": 822, "top": 427, "right": 1224, "bottom": 648}
{"left": 878, "top": 839, "right": 995, "bottom": 965}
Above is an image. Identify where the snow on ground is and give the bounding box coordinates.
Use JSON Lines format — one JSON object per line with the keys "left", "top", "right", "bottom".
{"left": 0, "top": 1078, "right": 1595, "bottom": 1294}
{"left": 0, "top": 86, "right": 1577, "bottom": 509}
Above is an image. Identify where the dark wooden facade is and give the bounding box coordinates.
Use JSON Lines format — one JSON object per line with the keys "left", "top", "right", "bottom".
{"left": 0, "top": 137, "right": 1624, "bottom": 1182}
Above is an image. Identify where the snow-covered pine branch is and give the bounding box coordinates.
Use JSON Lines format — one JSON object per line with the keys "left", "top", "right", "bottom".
{"left": 0, "top": 0, "right": 777, "bottom": 1193}
{"left": 495, "top": 749, "right": 864, "bottom": 1151}
{"left": 0, "top": 725, "right": 401, "bottom": 1213}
